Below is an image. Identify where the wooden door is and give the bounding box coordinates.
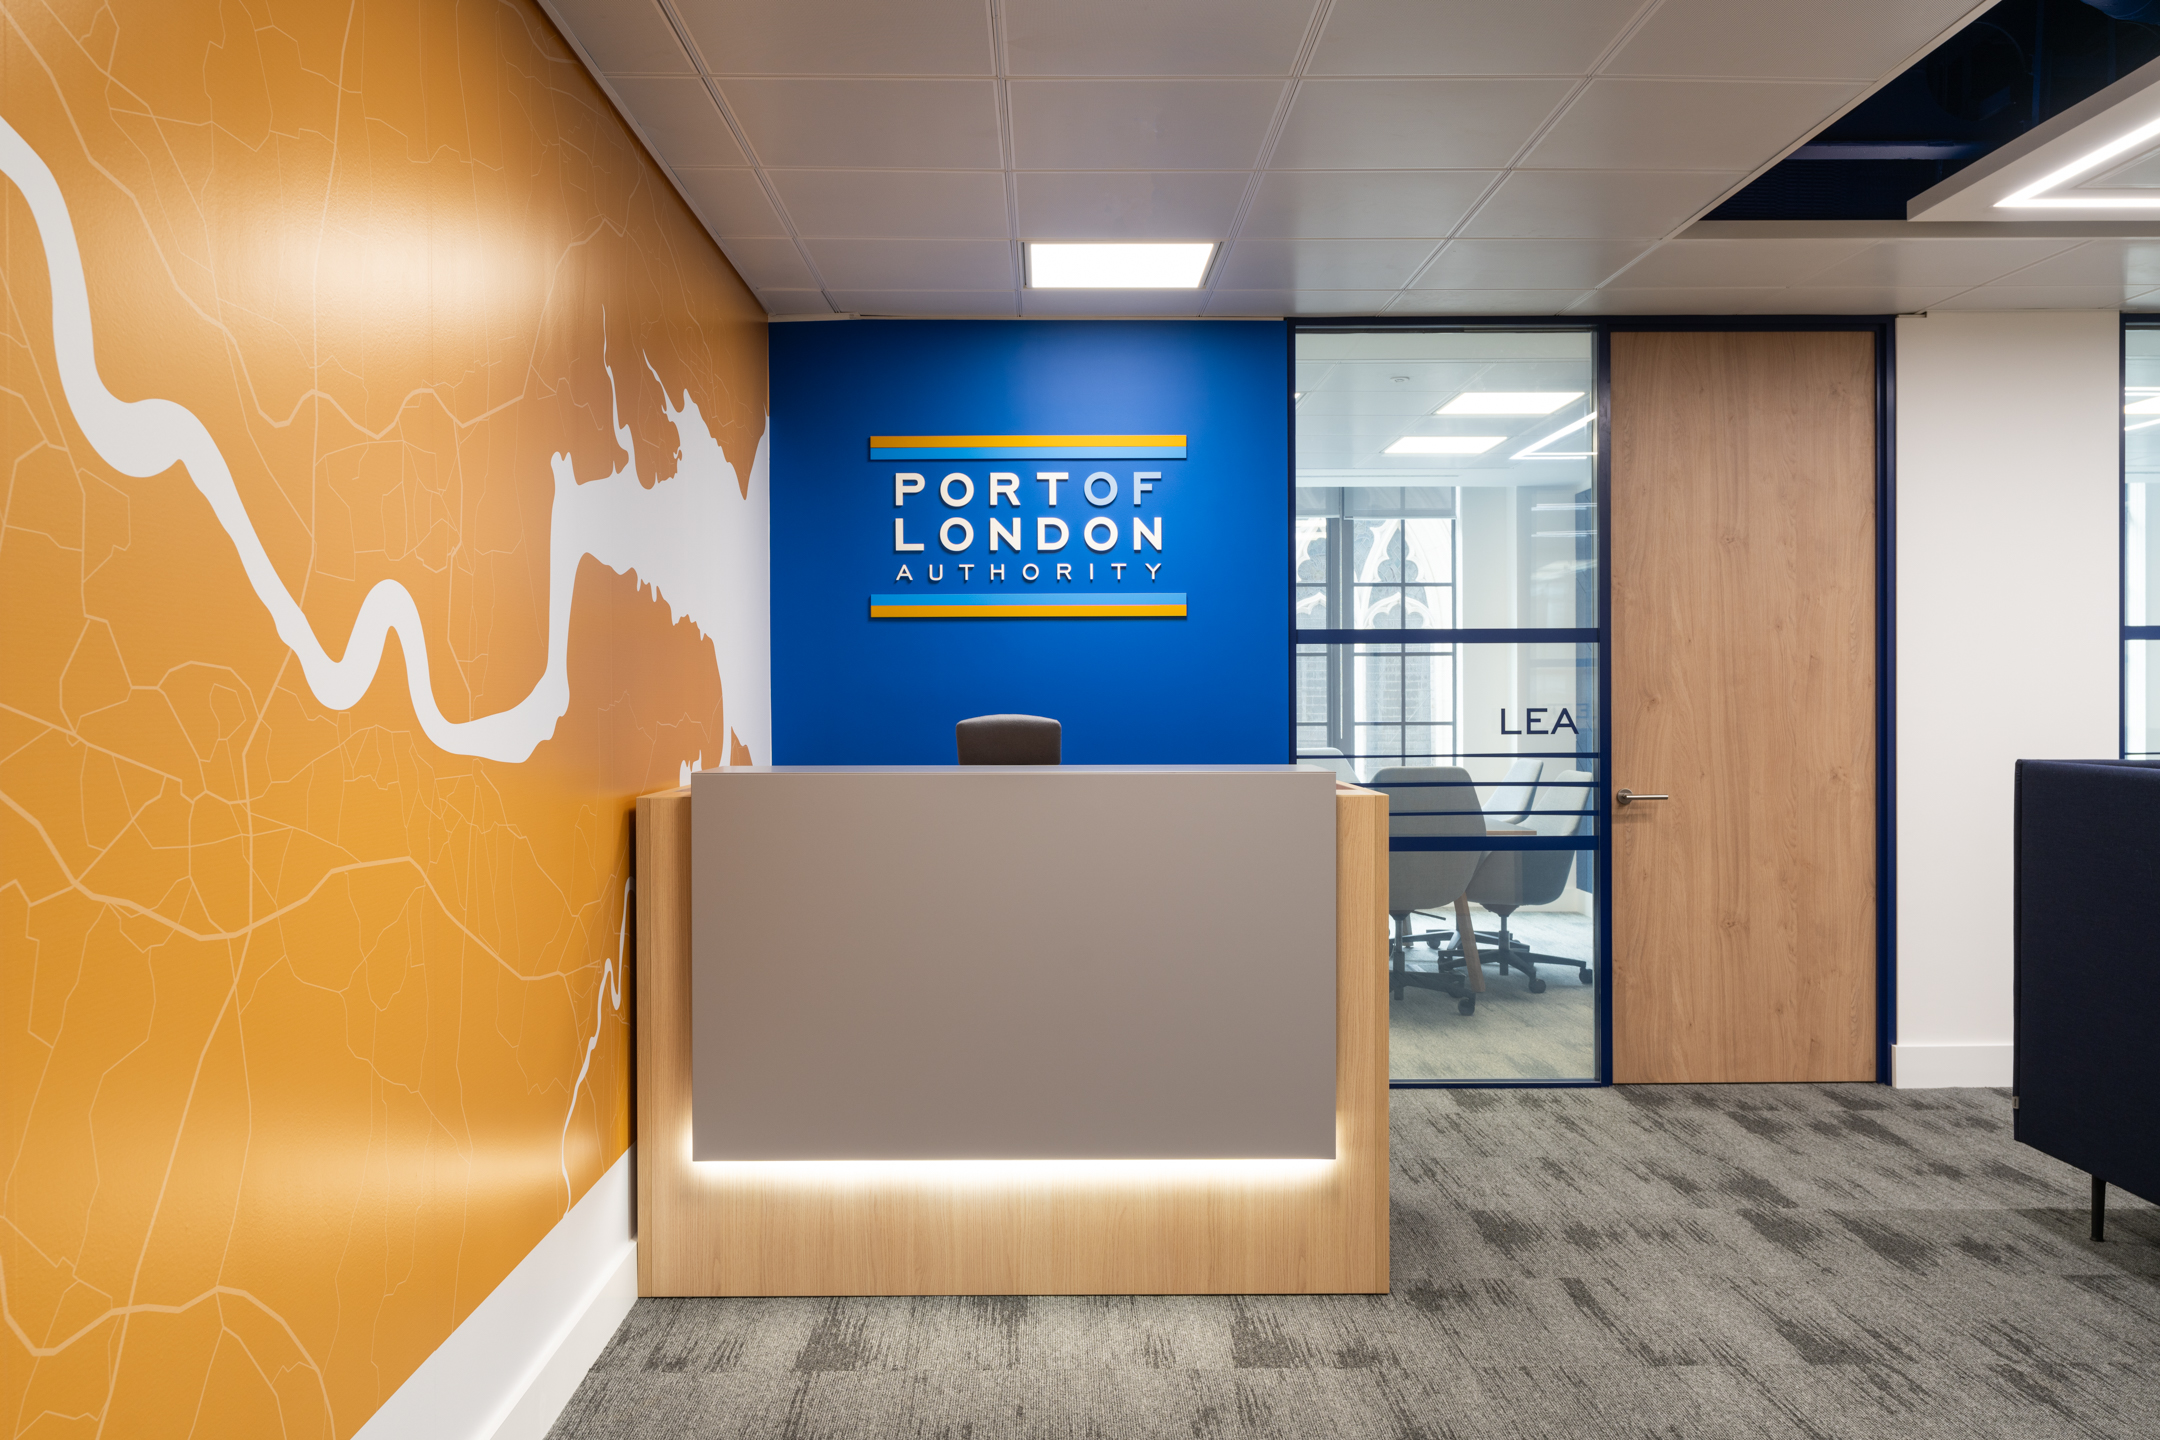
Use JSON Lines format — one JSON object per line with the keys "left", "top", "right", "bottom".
{"left": 1610, "top": 331, "right": 1876, "bottom": 1083}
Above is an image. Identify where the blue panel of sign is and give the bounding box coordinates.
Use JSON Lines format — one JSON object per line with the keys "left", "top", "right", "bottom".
{"left": 771, "top": 319, "right": 1289, "bottom": 764}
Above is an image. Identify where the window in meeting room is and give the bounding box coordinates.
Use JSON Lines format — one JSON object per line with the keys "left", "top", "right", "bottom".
{"left": 1293, "top": 328, "right": 1601, "bottom": 1084}
{"left": 2126, "top": 322, "right": 2160, "bottom": 758}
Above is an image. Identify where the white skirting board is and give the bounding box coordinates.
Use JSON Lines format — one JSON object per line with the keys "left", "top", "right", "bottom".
{"left": 1892, "top": 1043, "right": 2014, "bottom": 1089}
{"left": 354, "top": 1148, "right": 637, "bottom": 1440}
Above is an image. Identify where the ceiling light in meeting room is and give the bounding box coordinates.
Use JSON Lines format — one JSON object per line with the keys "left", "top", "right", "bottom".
{"left": 1026, "top": 242, "right": 1215, "bottom": 288}
{"left": 1384, "top": 436, "right": 1504, "bottom": 455}
{"left": 1437, "top": 392, "right": 1583, "bottom": 415}
{"left": 1513, "top": 413, "right": 1596, "bottom": 460}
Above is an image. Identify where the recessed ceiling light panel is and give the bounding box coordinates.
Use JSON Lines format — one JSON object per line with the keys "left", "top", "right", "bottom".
{"left": 1026, "top": 242, "right": 1216, "bottom": 288}
{"left": 1437, "top": 391, "right": 1584, "bottom": 416}
{"left": 1384, "top": 436, "right": 1505, "bottom": 455}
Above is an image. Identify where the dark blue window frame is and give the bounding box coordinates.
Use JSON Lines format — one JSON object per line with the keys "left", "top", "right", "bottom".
{"left": 1288, "top": 316, "right": 1897, "bottom": 1089}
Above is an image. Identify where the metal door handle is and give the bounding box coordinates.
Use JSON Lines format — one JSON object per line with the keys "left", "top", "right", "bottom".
{"left": 1616, "top": 789, "right": 1668, "bottom": 807}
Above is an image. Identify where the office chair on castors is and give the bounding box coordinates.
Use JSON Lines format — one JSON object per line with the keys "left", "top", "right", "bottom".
{"left": 956, "top": 714, "right": 1061, "bottom": 765}
{"left": 1370, "top": 765, "right": 1487, "bottom": 1015}
{"left": 1464, "top": 768, "right": 1596, "bottom": 991}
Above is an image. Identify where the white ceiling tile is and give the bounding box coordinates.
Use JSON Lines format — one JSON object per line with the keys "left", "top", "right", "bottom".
{"left": 1009, "top": 80, "right": 1289, "bottom": 170}
{"left": 1385, "top": 289, "right": 1590, "bottom": 314}
{"left": 757, "top": 290, "right": 832, "bottom": 315}
{"left": 1205, "top": 289, "right": 1400, "bottom": 315}
{"left": 1015, "top": 172, "right": 1249, "bottom": 240}
{"left": 1240, "top": 171, "right": 1493, "bottom": 238}
{"left": 1804, "top": 239, "right": 2084, "bottom": 288}
{"left": 801, "top": 237, "right": 1017, "bottom": 290}
{"left": 722, "top": 237, "right": 821, "bottom": 290}
{"left": 1460, "top": 171, "right": 1744, "bottom": 239}
{"left": 1930, "top": 285, "right": 2156, "bottom": 310}
{"left": 1412, "top": 238, "right": 1648, "bottom": 289}
{"left": 1308, "top": 0, "right": 1643, "bottom": 76}
{"left": 768, "top": 171, "right": 1010, "bottom": 239}
{"left": 1214, "top": 238, "right": 1439, "bottom": 289}
{"left": 673, "top": 169, "right": 788, "bottom": 237}
{"left": 719, "top": 79, "right": 1002, "bottom": 168}
{"left": 546, "top": 0, "right": 693, "bottom": 74}
{"left": 1525, "top": 80, "right": 1862, "bottom": 172}
{"left": 1297, "top": 414, "right": 1563, "bottom": 449}
{"left": 1608, "top": 238, "right": 1877, "bottom": 288}
{"left": 831, "top": 290, "right": 1020, "bottom": 316}
{"left": 605, "top": 77, "right": 747, "bottom": 166}
{"left": 671, "top": 0, "right": 992, "bottom": 75}
{"left": 1568, "top": 286, "right": 1787, "bottom": 314}
{"left": 1986, "top": 240, "right": 2160, "bottom": 288}
{"left": 1604, "top": 0, "right": 1982, "bottom": 81}
{"left": 1020, "top": 290, "right": 1210, "bottom": 316}
{"left": 1757, "top": 286, "right": 1965, "bottom": 312}
{"left": 1005, "top": 0, "right": 1319, "bottom": 75}
{"left": 1291, "top": 384, "right": 1459, "bottom": 416}
{"left": 1271, "top": 80, "right": 1574, "bottom": 170}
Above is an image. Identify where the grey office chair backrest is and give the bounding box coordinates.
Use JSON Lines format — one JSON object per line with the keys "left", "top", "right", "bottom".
{"left": 1526, "top": 769, "right": 1595, "bottom": 837}
{"left": 956, "top": 714, "right": 1061, "bottom": 765}
{"left": 1467, "top": 768, "right": 1597, "bottom": 914}
{"left": 1484, "top": 757, "right": 1544, "bottom": 825}
{"left": 1296, "top": 745, "right": 1359, "bottom": 785}
{"left": 1369, "top": 765, "right": 1485, "bottom": 913}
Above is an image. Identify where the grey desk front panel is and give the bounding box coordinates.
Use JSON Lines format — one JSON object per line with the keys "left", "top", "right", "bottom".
{"left": 689, "top": 766, "right": 1337, "bottom": 1160}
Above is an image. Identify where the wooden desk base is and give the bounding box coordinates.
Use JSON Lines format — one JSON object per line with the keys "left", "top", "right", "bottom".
{"left": 634, "top": 782, "right": 1390, "bottom": 1296}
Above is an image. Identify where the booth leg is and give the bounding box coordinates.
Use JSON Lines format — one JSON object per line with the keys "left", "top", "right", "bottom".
{"left": 2091, "top": 1175, "right": 2107, "bottom": 1243}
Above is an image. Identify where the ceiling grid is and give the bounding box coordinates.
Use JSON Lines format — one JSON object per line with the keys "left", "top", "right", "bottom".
{"left": 651, "top": 0, "right": 844, "bottom": 310}
{"left": 538, "top": 0, "right": 2160, "bottom": 319}
{"left": 1198, "top": 0, "right": 1340, "bottom": 315}
{"left": 989, "top": 0, "right": 1024, "bottom": 305}
{"left": 1394, "top": 0, "right": 1670, "bottom": 314}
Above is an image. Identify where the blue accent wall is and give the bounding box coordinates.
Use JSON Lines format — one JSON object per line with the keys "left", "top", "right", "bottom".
{"left": 770, "top": 319, "right": 1289, "bottom": 764}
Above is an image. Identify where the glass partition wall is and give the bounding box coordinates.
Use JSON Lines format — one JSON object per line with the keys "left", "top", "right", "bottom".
{"left": 2127, "top": 324, "right": 2160, "bottom": 758}
{"left": 1294, "top": 328, "right": 1602, "bottom": 1084}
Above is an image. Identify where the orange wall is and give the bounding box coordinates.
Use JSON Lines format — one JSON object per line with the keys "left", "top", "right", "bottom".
{"left": 0, "top": 2, "right": 765, "bottom": 1435}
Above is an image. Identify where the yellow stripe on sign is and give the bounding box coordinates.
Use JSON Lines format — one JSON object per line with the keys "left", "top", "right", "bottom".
{"left": 1054, "top": 605, "right": 1187, "bottom": 616}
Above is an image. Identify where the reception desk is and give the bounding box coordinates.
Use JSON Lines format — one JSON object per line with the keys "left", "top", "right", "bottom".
{"left": 634, "top": 766, "right": 1387, "bottom": 1296}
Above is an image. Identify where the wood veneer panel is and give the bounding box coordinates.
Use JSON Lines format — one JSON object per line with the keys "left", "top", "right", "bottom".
{"left": 633, "top": 786, "right": 693, "bottom": 1296}
{"left": 1610, "top": 331, "right": 1877, "bottom": 1084}
{"left": 634, "top": 782, "right": 1388, "bottom": 1295}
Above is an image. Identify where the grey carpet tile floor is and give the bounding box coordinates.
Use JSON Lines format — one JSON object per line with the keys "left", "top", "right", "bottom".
{"left": 1391, "top": 906, "right": 1595, "bottom": 1081}
{"left": 550, "top": 1086, "right": 2159, "bottom": 1440}
{"left": 1389, "top": 978, "right": 1596, "bottom": 1083}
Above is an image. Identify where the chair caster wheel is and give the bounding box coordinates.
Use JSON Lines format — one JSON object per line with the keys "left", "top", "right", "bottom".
{"left": 1458, "top": 996, "right": 1476, "bottom": 1016}
{"left": 1528, "top": 978, "right": 1546, "bottom": 993}
{"left": 1579, "top": 969, "right": 1594, "bottom": 985}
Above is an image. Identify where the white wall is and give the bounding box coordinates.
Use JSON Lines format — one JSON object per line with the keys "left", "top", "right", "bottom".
{"left": 1893, "top": 311, "right": 2120, "bottom": 1087}
{"left": 354, "top": 1150, "right": 637, "bottom": 1440}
